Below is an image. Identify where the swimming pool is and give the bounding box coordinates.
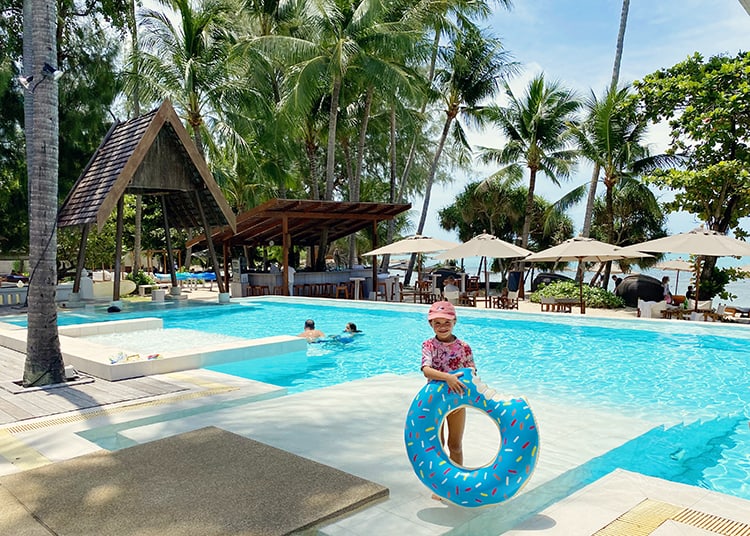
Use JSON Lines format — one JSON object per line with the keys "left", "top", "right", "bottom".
{"left": 4, "top": 297, "right": 750, "bottom": 500}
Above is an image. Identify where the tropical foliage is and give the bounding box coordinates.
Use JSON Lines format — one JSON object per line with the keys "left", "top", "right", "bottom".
{"left": 529, "top": 281, "right": 625, "bottom": 309}
{"left": 478, "top": 74, "right": 581, "bottom": 250}
{"left": 3, "top": 2, "right": 748, "bottom": 298}
{"left": 635, "top": 51, "right": 750, "bottom": 294}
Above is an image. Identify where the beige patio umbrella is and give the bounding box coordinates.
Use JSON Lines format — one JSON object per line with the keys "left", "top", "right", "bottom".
{"left": 654, "top": 258, "right": 695, "bottom": 294}
{"left": 435, "top": 233, "right": 531, "bottom": 298}
{"left": 361, "top": 234, "right": 459, "bottom": 256}
{"left": 618, "top": 226, "right": 750, "bottom": 310}
{"left": 362, "top": 234, "right": 459, "bottom": 284}
{"left": 524, "top": 237, "right": 651, "bottom": 314}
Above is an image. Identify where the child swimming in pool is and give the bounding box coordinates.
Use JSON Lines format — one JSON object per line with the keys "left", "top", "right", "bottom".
{"left": 420, "top": 300, "right": 475, "bottom": 489}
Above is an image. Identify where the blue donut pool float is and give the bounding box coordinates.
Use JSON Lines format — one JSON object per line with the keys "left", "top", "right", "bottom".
{"left": 404, "top": 368, "right": 539, "bottom": 507}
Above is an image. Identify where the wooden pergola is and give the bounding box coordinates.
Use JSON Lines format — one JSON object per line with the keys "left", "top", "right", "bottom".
{"left": 189, "top": 198, "right": 411, "bottom": 294}
{"left": 57, "top": 100, "right": 236, "bottom": 300}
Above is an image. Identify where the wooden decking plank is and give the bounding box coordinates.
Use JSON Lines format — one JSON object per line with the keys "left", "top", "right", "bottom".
{"left": 0, "top": 399, "right": 34, "bottom": 421}
{"left": 126, "top": 376, "right": 184, "bottom": 396}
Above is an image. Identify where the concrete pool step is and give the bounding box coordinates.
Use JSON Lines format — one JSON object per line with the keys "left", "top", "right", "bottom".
{"left": 0, "top": 318, "right": 307, "bottom": 380}
{"left": 107, "top": 373, "right": 663, "bottom": 535}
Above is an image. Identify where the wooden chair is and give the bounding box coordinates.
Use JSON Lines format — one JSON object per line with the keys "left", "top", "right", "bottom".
{"left": 457, "top": 293, "right": 476, "bottom": 307}
{"left": 466, "top": 276, "right": 480, "bottom": 293}
{"left": 334, "top": 283, "right": 349, "bottom": 299}
{"left": 493, "top": 290, "right": 519, "bottom": 310}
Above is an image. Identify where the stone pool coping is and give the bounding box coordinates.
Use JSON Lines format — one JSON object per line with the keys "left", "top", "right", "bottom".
{"left": 0, "top": 318, "right": 306, "bottom": 381}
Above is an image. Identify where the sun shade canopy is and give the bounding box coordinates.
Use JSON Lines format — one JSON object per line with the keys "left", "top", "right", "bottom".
{"left": 189, "top": 198, "right": 411, "bottom": 248}
{"left": 362, "top": 235, "right": 458, "bottom": 256}
{"left": 435, "top": 233, "right": 531, "bottom": 260}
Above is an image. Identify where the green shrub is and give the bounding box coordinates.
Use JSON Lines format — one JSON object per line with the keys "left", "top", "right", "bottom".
{"left": 127, "top": 270, "right": 155, "bottom": 286}
{"left": 529, "top": 281, "right": 625, "bottom": 309}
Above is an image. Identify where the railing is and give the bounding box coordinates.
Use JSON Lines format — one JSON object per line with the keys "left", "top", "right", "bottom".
{"left": 0, "top": 286, "right": 28, "bottom": 306}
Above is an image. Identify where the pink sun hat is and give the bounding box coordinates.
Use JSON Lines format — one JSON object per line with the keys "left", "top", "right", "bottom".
{"left": 428, "top": 301, "right": 456, "bottom": 321}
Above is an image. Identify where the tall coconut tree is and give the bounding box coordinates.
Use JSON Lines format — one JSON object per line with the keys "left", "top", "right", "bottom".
{"left": 23, "top": 0, "right": 64, "bottom": 386}
{"left": 400, "top": 25, "right": 515, "bottom": 283}
{"left": 479, "top": 73, "right": 580, "bottom": 250}
{"left": 570, "top": 84, "right": 675, "bottom": 287}
{"left": 581, "top": 0, "right": 630, "bottom": 238}
{"left": 131, "top": 0, "right": 260, "bottom": 159}
{"left": 397, "top": 0, "right": 512, "bottom": 205}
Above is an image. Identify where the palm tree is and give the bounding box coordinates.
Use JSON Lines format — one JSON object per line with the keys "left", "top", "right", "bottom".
{"left": 131, "top": 0, "right": 259, "bottom": 159}
{"left": 570, "top": 84, "right": 674, "bottom": 287}
{"left": 403, "top": 25, "right": 515, "bottom": 283}
{"left": 23, "top": 0, "right": 65, "bottom": 386}
{"left": 581, "top": 0, "right": 630, "bottom": 238}
{"left": 479, "top": 73, "right": 580, "bottom": 251}
{"left": 570, "top": 86, "right": 646, "bottom": 243}
{"left": 397, "top": 0, "right": 512, "bottom": 205}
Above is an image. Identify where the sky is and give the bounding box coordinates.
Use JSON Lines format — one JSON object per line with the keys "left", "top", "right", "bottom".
{"left": 415, "top": 0, "right": 750, "bottom": 244}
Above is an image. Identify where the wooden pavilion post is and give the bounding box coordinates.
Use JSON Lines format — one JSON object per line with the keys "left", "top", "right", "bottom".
{"left": 222, "top": 242, "right": 230, "bottom": 291}
{"left": 160, "top": 197, "right": 179, "bottom": 289}
{"left": 72, "top": 224, "right": 90, "bottom": 294}
{"left": 282, "top": 216, "right": 290, "bottom": 296}
{"left": 112, "top": 196, "right": 124, "bottom": 301}
{"left": 371, "top": 220, "right": 378, "bottom": 298}
{"left": 194, "top": 192, "right": 225, "bottom": 294}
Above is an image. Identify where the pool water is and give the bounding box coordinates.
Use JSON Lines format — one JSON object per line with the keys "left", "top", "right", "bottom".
{"left": 5, "top": 297, "right": 750, "bottom": 500}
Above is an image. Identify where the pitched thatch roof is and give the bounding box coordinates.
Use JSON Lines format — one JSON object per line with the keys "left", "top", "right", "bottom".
{"left": 57, "top": 100, "right": 236, "bottom": 233}
{"left": 189, "top": 198, "right": 411, "bottom": 248}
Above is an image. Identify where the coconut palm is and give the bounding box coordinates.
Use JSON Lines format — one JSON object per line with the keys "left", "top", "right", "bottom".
{"left": 131, "top": 0, "right": 261, "bottom": 159}
{"left": 570, "top": 84, "right": 675, "bottom": 287}
{"left": 23, "top": 0, "right": 65, "bottom": 386}
{"left": 581, "top": 0, "right": 631, "bottom": 238}
{"left": 401, "top": 26, "right": 515, "bottom": 283}
{"left": 397, "top": 0, "right": 512, "bottom": 204}
{"left": 571, "top": 86, "right": 649, "bottom": 243}
{"left": 479, "top": 73, "right": 580, "bottom": 250}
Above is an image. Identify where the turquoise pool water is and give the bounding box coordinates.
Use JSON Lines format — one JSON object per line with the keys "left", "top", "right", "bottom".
{"left": 4, "top": 297, "right": 750, "bottom": 500}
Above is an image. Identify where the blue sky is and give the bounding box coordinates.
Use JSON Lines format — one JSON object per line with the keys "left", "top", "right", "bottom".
{"left": 417, "top": 0, "right": 750, "bottom": 242}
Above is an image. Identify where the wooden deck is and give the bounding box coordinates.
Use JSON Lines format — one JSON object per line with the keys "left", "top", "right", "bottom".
{"left": 0, "top": 345, "right": 187, "bottom": 426}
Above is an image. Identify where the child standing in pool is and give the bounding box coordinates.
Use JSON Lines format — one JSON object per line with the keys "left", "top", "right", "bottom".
{"left": 421, "top": 301, "right": 475, "bottom": 472}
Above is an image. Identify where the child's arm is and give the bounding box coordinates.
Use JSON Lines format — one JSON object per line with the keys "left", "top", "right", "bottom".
{"left": 422, "top": 366, "right": 465, "bottom": 394}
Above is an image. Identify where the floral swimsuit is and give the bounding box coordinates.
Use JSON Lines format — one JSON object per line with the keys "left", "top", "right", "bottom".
{"left": 421, "top": 337, "right": 475, "bottom": 374}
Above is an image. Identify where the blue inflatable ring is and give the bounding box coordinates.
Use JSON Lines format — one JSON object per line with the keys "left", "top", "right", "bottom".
{"left": 404, "top": 368, "right": 540, "bottom": 507}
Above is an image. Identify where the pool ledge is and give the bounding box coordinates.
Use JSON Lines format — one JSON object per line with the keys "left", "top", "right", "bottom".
{"left": 0, "top": 318, "right": 307, "bottom": 381}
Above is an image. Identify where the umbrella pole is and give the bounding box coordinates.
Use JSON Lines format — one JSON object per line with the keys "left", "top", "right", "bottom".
{"left": 482, "top": 257, "right": 492, "bottom": 309}
{"left": 694, "top": 257, "right": 702, "bottom": 312}
{"left": 579, "top": 279, "right": 585, "bottom": 314}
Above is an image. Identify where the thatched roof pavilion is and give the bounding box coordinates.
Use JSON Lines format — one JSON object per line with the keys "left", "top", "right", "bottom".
{"left": 57, "top": 100, "right": 236, "bottom": 298}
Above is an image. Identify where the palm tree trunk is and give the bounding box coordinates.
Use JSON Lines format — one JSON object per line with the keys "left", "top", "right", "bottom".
{"left": 580, "top": 0, "right": 629, "bottom": 239}
{"left": 521, "top": 168, "right": 538, "bottom": 249}
{"left": 404, "top": 113, "right": 455, "bottom": 284}
{"left": 23, "top": 0, "right": 64, "bottom": 387}
{"left": 610, "top": 0, "right": 630, "bottom": 90}
{"left": 128, "top": 0, "right": 143, "bottom": 275}
{"left": 396, "top": 30, "right": 441, "bottom": 209}
{"left": 348, "top": 86, "right": 374, "bottom": 267}
{"left": 383, "top": 104, "right": 398, "bottom": 271}
{"left": 324, "top": 75, "right": 342, "bottom": 200}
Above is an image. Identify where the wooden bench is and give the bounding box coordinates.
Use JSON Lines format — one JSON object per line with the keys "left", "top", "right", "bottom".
{"left": 138, "top": 283, "right": 171, "bottom": 297}
{"left": 540, "top": 297, "right": 577, "bottom": 313}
